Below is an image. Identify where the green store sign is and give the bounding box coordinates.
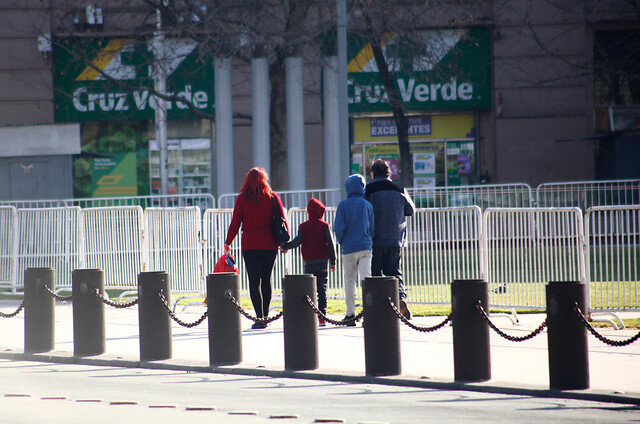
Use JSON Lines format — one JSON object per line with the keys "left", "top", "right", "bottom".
{"left": 54, "top": 38, "right": 214, "bottom": 122}
{"left": 347, "top": 28, "right": 491, "bottom": 112}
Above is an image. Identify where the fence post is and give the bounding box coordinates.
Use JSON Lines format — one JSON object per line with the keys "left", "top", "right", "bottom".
{"left": 207, "top": 272, "right": 242, "bottom": 366}
{"left": 72, "top": 269, "right": 105, "bottom": 356}
{"left": 546, "top": 281, "right": 590, "bottom": 390}
{"left": 24, "top": 268, "right": 55, "bottom": 353}
{"left": 138, "top": 271, "right": 172, "bottom": 361}
{"left": 362, "top": 276, "right": 401, "bottom": 376}
{"left": 451, "top": 279, "right": 491, "bottom": 382}
{"left": 283, "top": 274, "right": 318, "bottom": 371}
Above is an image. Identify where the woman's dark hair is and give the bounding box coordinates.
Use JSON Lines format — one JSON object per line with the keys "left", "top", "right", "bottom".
{"left": 371, "top": 158, "right": 391, "bottom": 177}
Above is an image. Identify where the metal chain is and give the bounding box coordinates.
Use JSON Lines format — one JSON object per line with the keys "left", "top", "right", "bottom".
{"left": 476, "top": 301, "right": 547, "bottom": 342}
{"left": 0, "top": 301, "right": 24, "bottom": 318}
{"left": 42, "top": 284, "right": 73, "bottom": 301}
{"left": 386, "top": 297, "right": 451, "bottom": 333}
{"left": 225, "top": 291, "right": 283, "bottom": 324}
{"left": 93, "top": 288, "right": 139, "bottom": 308}
{"left": 304, "top": 295, "right": 363, "bottom": 326}
{"left": 158, "top": 291, "right": 208, "bottom": 328}
{"left": 574, "top": 303, "right": 640, "bottom": 347}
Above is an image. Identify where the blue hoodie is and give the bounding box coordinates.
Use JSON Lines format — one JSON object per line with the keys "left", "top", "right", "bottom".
{"left": 333, "top": 174, "right": 374, "bottom": 255}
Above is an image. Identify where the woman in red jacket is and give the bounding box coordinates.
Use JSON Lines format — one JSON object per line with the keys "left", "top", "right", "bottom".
{"left": 224, "top": 167, "right": 288, "bottom": 329}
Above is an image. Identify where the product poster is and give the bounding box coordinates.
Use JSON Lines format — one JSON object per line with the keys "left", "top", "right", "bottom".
{"left": 91, "top": 152, "right": 138, "bottom": 197}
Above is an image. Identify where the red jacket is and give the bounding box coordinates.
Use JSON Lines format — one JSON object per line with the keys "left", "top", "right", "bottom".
{"left": 225, "top": 192, "right": 288, "bottom": 251}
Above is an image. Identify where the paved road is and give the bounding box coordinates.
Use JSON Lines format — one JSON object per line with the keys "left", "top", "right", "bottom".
{"left": 1, "top": 299, "right": 639, "bottom": 406}
{"left": 1, "top": 360, "right": 638, "bottom": 424}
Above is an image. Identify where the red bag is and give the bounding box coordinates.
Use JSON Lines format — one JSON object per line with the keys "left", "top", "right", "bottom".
{"left": 213, "top": 253, "right": 239, "bottom": 274}
{"left": 205, "top": 254, "right": 239, "bottom": 306}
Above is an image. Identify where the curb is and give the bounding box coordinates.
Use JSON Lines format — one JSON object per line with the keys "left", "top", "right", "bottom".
{"left": 1, "top": 349, "right": 639, "bottom": 407}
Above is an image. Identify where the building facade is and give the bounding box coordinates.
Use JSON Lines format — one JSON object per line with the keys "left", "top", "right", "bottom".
{"left": 0, "top": 0, "right": 638, "bottom": 202}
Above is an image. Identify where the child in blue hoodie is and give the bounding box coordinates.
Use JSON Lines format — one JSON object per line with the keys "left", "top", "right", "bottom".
{"left": 333, "top": 174, "right": 374, "bottom": 325}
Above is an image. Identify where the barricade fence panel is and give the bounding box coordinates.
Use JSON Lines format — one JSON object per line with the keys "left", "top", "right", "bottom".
{"left": 407, "top": 183, "right": 533, "bottom": 209}
{"left": 483, "top": 208, "right": 586, "bottom": 309}
{"left": 585, "top": 206, "right": 640, "bottom": 311}
{"left": 536, "top": 179, "right": 640, "bottom": 209}
{"left": 0, "top": 206, "right": 17, "bottom": 291}
{"left": 15, "top": 207, "right": 83, "bottom": 290}
{"left": 80, "top": 206, "right": 144, "bottom": 290}
{"left": 143, "top": 207, "right": 203, "bottom": 294}
{"left": 404, "top": 207, "right": 484, "bottom": 304}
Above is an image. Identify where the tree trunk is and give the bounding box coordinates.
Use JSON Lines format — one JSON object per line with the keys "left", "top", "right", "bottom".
{"left": 269, "top": 56, "right": 288, "bottom": 190}
{"left": 362, "top": 9, "right": 412, "bottom": 188}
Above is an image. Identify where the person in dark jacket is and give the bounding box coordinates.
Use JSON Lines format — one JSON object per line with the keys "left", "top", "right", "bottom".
{"left": 281, "top": 198, "right": 336, "bottom": 326}
{"left": 365, "top": 159, "right": 415, "bottom": 319}
{"left": 225, "top": 167, "right": 289, "bottom": 329}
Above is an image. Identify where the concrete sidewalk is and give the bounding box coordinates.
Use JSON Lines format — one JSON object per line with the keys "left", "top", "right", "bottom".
{"left": 1, "top": 298, "right": 639, "bottom": 405}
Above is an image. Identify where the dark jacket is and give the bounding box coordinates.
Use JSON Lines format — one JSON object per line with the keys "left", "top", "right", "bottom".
{"left": 365, "top": 177, "right": 415, "bottom": 247}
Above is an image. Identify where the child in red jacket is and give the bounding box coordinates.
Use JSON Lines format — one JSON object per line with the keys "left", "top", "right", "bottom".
{"left": 281, "top": 198, "right": 336, "bottom": 326}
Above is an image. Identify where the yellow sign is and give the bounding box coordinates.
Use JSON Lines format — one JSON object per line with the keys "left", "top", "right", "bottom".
{"left": 354, "top": 114, "right": 475, "bottom": 142}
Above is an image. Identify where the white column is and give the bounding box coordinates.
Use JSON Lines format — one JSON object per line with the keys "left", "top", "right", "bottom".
{"left": 252, "top": 56, "right": 270, "bottom": 174}
{"left": 286, "top": 56, "right": 305, "bottom": 191}
{"left": 337, "top": 0, "right": 350, "bottom": 191}
{"left": 215, "top": 58, "right": 234, "bottom": 197}
{"left": 323, "top": 56, "right": 342, "bottom": 190}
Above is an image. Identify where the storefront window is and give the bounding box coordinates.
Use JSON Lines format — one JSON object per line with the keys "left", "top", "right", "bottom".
{"left": 352, "top": 115, "right": 476, "bottom": 189}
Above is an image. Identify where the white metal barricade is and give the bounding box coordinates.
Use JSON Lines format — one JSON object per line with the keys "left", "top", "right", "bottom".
{"left": 483, "top": 207, "right": 586, "bottom": 309}
{"left": 536, "top": 179, "right": 640, "bottom": 209}
{"left": 585, "top": 205, "right": 640, "bottom": 311}
{"left": 0, "top": 206, "right": 18, "bottom": 292}
{"left": 79, "top": 206, "right": 144, "bottom": 289}
{"left": 143, "top": 207, "right": 203, "bottom": 294}
{"left": 407, "top": 183, "right": 533, "bottom": 209}
{"left": 404, "top": 207, "right": 484, "bottom": 304}
{"left": 15, "top": 207, "right": 82, "bottom": 290}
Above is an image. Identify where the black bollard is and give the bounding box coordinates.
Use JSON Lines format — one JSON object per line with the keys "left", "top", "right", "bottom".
{"left": 24, "top": 268, "right": 56, "bottom": 353}
{"left": 207, "top": 272, "right": 242, "bottom": 366}
{"left": 282, "top": 274, "right": 318, "bottom": 371}
{"left": 362, "top": 276, "right": 401, "bottom": 376}
{"left": 138, "top": 271, "right": 172, "bottom": 361}
{"left": 72, "top": 269, "right": 106, "bottom": 356}
{"left": 546, "top": 281, "right": 590, "bottom": 390}
{"left": 451, "top": 279, "right": 491, "bottom": 382}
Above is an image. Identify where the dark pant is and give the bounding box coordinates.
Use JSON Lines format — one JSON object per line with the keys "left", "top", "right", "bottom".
{"left": 371, "top": 245, "right": 406, "bottom": 300}
{"left": 242, "top": 250, "right": 277, "bottom": 318}
{"left": 304, "top": 261, "right": 328, "bottom": 315}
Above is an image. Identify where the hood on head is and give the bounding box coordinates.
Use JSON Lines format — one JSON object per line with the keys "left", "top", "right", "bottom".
{"left": 307, "top": 198, "right": 325, "bottom": 220}
{"left": 345, "top": 174, "right": 366, "bottom": 197}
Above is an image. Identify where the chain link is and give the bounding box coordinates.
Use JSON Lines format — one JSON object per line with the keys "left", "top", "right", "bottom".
{"left": 386, "top": 297, "right": 451, "bottom": 332}
{"left": 225, "top": 291, "right": 283, "bottom": 325}
{"left": 476, "top": 301, "right": 547, "bottom": 342}
{"left": 304, "top": 295, "right": 363, "bottom": 326}
{"left": 158, "top": 291, "right": 208, "bottom": 328}
{"left": 0, "top": 301, "right": 24, "bottom": 318}
{"left": 573, "top": 303, "right": 640, "bottom": 347}
{"left": 42, "top": 284, "right": 73, "bottom": 301}
{"left": 93, "top": 288, "right": 139, "bottom": 308}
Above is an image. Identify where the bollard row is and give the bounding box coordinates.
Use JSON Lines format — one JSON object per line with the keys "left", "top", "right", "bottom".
{"left": 7, "top": 269, "right": 639, "bottom": 392}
